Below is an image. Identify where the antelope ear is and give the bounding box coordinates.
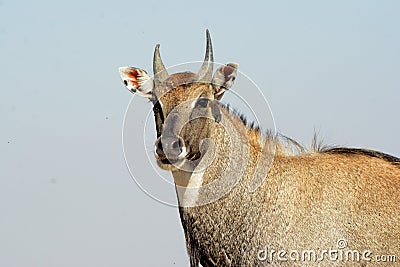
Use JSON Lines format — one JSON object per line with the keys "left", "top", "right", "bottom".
{"left": 211, "top": 63, "right": 238, "bottom": 100}
{"left": 118, "top": 66, "right": 153, "bottom": 98}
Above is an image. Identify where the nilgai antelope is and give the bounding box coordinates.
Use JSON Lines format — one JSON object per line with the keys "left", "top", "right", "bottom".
{"left": 119, "top": 30, "right": 400, "bottom": 266}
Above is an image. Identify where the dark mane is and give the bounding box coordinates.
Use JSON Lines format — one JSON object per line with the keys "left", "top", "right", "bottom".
{"left": 322, "top": 147, "right": 400, "bottom": 167}
{"left": 217, "top": 102, "right": 400, "bottom": 167}
{"left": 219, "top": 103, "right": 261, "bottom": 133}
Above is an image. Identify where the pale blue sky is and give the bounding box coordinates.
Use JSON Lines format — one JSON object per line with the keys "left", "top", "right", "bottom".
{"left": 1, "top": 1, "right": 399, "bottom": 266}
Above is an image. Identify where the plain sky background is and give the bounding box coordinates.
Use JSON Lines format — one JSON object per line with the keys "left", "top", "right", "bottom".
{"left": 1, "top": 1, "right": 399, "bottom": 266}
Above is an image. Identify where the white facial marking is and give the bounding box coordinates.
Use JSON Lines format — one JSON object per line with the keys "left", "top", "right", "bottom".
{"left": 177, "top": 146, "right": 187, "bottom": 160}
{"left": 154, "top": 144, "right": 159, "bottom": 158}
{"left": 190, "top": 99, "right": 197, "bottom": 109}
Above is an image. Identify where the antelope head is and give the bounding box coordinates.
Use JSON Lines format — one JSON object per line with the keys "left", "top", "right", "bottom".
{"left": 119, "top": 30, "right": 238, "bottom": 171}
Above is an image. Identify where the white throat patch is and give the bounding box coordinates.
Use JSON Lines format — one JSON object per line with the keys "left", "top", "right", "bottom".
{"left": 173, "top": 169, "right": 205, "bottom": 207}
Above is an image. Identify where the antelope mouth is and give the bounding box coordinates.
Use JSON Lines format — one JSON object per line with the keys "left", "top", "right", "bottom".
{"left": 159, "top": 157, "right": 181, "bottom": 165}
{"left": 156, "top": 157, "right": 186, "bottom": 170}
{"left": 156, "top": 149, "right": 202, "bottom": 169}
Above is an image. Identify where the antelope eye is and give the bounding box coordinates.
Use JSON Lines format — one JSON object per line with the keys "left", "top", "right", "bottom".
{"left": 196, "top": 98, "right": 209, "bottom": 108}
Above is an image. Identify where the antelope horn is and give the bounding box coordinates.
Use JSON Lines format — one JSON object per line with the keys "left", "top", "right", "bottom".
{"left": 153, "top": 44, "right": 169, "bottom": 86}
{"left": 196, "top": 29, "right": 214, "bottom": 83}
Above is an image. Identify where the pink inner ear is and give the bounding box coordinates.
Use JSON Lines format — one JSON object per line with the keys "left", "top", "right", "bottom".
{"left": 223, "top": 65, "right": 235, "bottom": 79}
{"left": 126, "top": 69, "right": 140, "bottom": 89}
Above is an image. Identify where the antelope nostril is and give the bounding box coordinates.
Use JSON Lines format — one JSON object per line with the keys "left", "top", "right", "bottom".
{"left": 172, "top": 139, "right": 182, "bottom": 151}
{"left": 166, "top": 137, "right": 185, "bottom": 156}
{"left": 156, "top": 136, "right": 186, "bottom": 161}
